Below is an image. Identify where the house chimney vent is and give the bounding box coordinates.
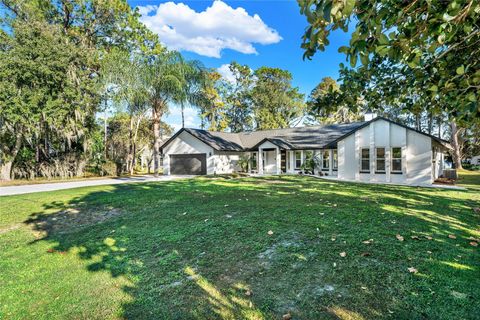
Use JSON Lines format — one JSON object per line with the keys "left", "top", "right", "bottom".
{"left": 364, "top": 111, "right": 377, "bottom": 121}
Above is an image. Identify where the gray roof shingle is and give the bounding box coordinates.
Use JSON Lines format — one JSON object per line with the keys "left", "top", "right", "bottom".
{"left": 176, "top": 122, "right": 366, "bottom": 151}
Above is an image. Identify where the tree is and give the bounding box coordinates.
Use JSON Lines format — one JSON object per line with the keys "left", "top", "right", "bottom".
{"left": 252, "top": 67, "right": 306, "bottom": 129}
{"left": 176, "top": 58, "right": 206, "bottom": 128}
{"left": 144, "top": 51, "right": 186, "bottom": 176}
{"left": 0, "top": 18, "right": 97, "bottom": 180}
{"left": 198, "top": 71, "right": 229, "bottom": 131}
{"left": 306, "top": 77, "right": 362, "bottom": 124}
{"left": 0, "top": 0, "right": 158, "bottom": 180}
{"left": 298, "top": 0, "right": 480, "bottom": 168}
{"left": 224, "top": 62, "right": 255, "bottom": 132}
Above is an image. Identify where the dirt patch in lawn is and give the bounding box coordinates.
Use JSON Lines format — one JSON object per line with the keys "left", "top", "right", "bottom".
{"left": 0, "top": 224, "right": 21, "bottom": 235}
{"left": 25, "top": 207, "right": 124, "bottom": 236}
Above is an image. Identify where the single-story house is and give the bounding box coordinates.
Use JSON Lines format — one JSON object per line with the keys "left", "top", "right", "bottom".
{"left": 160, "top": 116, "right": 449, "bottom": 185}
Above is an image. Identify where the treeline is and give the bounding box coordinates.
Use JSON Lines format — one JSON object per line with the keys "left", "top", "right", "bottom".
{"left": 298, "top": 0, "right": 480, "bottom": 169}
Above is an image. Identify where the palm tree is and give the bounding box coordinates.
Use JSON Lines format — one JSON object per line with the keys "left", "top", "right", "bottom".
{"left": 144, "top": 51, "right": 185, "bottom": 176}
{"left": 176, "top": 58, "right": 206, "bottom": 128}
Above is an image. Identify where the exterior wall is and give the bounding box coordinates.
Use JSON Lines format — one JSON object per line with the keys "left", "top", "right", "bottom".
{"left": 338, "top": 134, "right": 356, "bottom": 180}
{"left": 406, "top": 130, "right": 432, "bottom": 184}
{"left": 337, "top": 119, "right": 433, "bottom": 185}
{"left": 212, "top": 151, "right": 243, "bottom": 174}
{"left": 162, "top": 131, "right": 215, "bottom": 175}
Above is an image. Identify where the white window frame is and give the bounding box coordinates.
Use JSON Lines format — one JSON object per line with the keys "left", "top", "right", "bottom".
{"left": 322, "top": 150, "right": 330, "bottom": 170}
{"left": 333, "top": 150, "right": 338, "bottom": 170}
{"left": 375, "top": 147, "right": 386, "bottom": 173}
{"left": 295, "top": 151, "right": 302, "bottom": 169}
{"left": 391, "top": 147, "right": 402, "bottom": 173}
{"left": 360, "top": 148, "right": 370, "bottom": 173}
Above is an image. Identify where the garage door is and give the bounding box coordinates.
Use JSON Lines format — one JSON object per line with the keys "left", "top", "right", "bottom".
{"left": 170, "top": 154, "right": 207, "bottom": 175}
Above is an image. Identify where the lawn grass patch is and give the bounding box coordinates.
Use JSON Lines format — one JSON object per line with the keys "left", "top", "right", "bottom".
{"left": 1, "top": 173, "right": 479, "bottom": 319}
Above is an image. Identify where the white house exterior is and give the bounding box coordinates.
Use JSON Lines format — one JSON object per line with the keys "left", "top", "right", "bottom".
{"left": 160, "top": 117, "right": 449, "bottom": 185}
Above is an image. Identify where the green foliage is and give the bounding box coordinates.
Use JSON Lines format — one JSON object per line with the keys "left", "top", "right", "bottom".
{"left": 252, "top": 67, "right": 306, "bottom": 129}
{"left": 237, "top": 155, "right": 250, "bottom": 173}
{"left": 306, "top": 77, "right": 363, "bottom": 124}
{"left": 298, "top": 0, "right": 480, "bottom": 122}
{"left": 0, "top": 0, "right": 160, "bottom": 180}
{"left": 224, "top": 62, "right": 255, "bottom": 132}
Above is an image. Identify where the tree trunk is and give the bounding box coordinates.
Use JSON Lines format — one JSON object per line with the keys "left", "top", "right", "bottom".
{"left": 0, "top": 161, "right": 13, "bottom": 181}
{"left": 0, "top": 133, "right": 22, "bottom": 181}
{"left": 181, "top": 102, "right": 185, "bottom": 128}
{"left": 104, "top": 107, "right": 108, "bottom": 158}
{"left": 427, "top": 112, "right": 433, "bottom": 135}
{"left": 450, "top": 121, "right": 463, "bottom": 170}
{"left": 152, "top": 103, "right": 162, "bottom": 177}
{"left": 127, "top": 115, "right": 134, "bottom": 174}
{"left": 130, "top": 117, "right": 141, "bottom": 175}
{"left": 437, "top": 116, "right": 442, "bottom": 139}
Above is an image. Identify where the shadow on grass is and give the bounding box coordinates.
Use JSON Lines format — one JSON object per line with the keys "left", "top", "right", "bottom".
{"left": 23, "top": 176, "right": 479, "bottom": 319}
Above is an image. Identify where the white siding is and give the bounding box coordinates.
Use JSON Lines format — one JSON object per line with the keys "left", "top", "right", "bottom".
{"left": 406, "top": 130, "right": 432, "bottom": 184}
{"left": 338, "top": 134, "right": 356, "bottom": 180}
{"left": 213, "top": 152, "right": 243, "bottom": 174}
{"left": 162, "top": 131, "right": 214, "bottom": 175}
{"left": 337, "top": 119, "right": 433, "bottom": 185}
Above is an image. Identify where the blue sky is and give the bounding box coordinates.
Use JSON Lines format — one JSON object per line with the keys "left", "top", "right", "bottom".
{"left": 128, "top": 0, "right": 351, "bottom": 130}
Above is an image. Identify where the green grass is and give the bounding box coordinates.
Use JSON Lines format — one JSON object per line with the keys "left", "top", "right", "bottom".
{"left": 1, "top": 173, "right": 479, "bottom": 320}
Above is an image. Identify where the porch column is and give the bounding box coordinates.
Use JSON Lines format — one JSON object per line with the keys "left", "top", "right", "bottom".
{"left": 247, "top": 152, "right": 251, "bottom": 173}
{"left": 329, "top": 149, "right": 333, "bottom": 176}
{"left": 276, "top": 147, "right": 281, "bottom": 175}
{"left": 258, "top": 148, "right": 264, "bottom": 174}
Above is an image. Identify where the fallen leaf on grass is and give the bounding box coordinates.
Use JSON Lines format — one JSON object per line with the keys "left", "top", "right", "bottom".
{"left": 361, "top": 252, "right": 371, "bottom": 257}
{"left": 448, "top": 234, "right": 457, "bottom": 239}
{"left": 282, "top": 313, "right": 292, "bottom": 320}
{"left": 408, "top": 267, "right": 418, "bottom": 273}
{"left": 267, "top": 230, "right": 274, "bottom": 235}
{"left": 411, "top": 236, "right": 420, "bottom": 240}
{"left": 339, "top": 252, "right": 347, "bottom": 257}
{"left": 473, "top": 207, "right": 480, "bottom": 214}
{"left": 396, "top": 235, "right": 404, "bottom": 241}
{"left": 362, "top": 239, "right": 373, "bottom": 244}
{"left": 47, "top": 248, "right": 56, "bottom": 253}
{"left": 245, "top": 290, "right": 252, "bottom": 296}
{"left": 469, "top": 241, "right": 478, "bottom": 247}
{"left": 424, "top": 236, "right": 433, "bottom": 240}
{"left": 451, "top": 291, "right": 467, "bottom": 299}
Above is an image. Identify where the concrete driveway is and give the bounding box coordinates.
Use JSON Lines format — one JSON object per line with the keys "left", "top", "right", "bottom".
{"left": 0, "top": 175, "right": 193, "bottom": 196}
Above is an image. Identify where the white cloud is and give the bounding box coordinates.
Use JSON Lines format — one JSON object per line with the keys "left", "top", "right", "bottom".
{"left": 217, "top": 64, "right": 236, "bottom": 83}
{"left": 138, "top": 1, "right": 282, "bottom": 58}
{"left": 167, "top": 105, "right": 199, "bottom": 131}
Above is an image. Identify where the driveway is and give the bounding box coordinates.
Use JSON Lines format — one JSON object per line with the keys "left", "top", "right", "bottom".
{"left": 0, "top": 175, "right": 193, "bottom": 196}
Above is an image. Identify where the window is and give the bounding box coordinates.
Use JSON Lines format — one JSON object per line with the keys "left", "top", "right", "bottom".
{"left": 333, "top": 150, "right": 338, "bottom": 170}
{"left": 251, "top": 153, "right": 257, "bottom": 170}
{"left": 322, "top": 150, "right": 330, "bottom": 170}
{"left": 295, "top": 151, "right": 302, "bottom": 169}
{"left": 376, "top": 148, "right": 385, "bottom": 173}
{"left": 392, "top": 147, "right": 402, "bottom": 172}
{"left": 361, "top": 148, "right": 370, "bottom": 172}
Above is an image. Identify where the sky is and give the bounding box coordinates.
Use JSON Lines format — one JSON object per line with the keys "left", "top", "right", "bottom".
{"left": 128, "top": 0, "right": 352, "bottom": 130}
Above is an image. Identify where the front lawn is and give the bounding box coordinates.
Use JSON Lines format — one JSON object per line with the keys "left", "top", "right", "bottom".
{"left": 1, "top": 174, "right": 479, "bottom": 319}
